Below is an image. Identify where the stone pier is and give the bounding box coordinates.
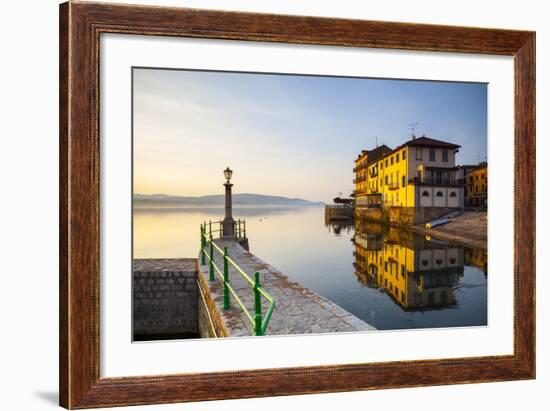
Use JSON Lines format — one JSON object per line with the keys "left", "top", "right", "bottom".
{"left": 198, "top": 239, "right": 375, "bottom": 337}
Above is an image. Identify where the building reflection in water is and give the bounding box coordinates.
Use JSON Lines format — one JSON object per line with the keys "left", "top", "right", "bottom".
{"left": 464, "top": 247, "right": 488, "bottom": 276}
{"left": 325, "top": 220, "right": 354, "bottom": 237}
{"left": 352, "top": 221, "right": 469, "bottom": 311}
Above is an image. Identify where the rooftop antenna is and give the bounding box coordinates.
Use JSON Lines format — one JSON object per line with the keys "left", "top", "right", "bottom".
{"left": 408, "top": 122, "right": 419, "bottom": 139}
{"left": 375, "top": 136, "right": 379, "bottom": 147}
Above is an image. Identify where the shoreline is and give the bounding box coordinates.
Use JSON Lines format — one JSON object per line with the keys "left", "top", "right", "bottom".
{"left": 409, "top": 225, "right": 487, "bottom": 250}
{"left": 354, "top": 210, "right": 488, "bottom": 250}
{"left": 410, "top": 210, "right": 487, "bottom": 250}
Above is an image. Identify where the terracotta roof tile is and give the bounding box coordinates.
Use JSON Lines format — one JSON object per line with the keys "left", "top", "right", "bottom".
{"left": 397, "top": 136, "right": 461, "bottom": 150}
{"left": 366, "top": 144, "right": 393, "bottom": 165}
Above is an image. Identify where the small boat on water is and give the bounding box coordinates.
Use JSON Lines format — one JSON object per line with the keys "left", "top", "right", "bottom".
{"left": 426, "top": 218, "right": 450, "bottom": 229}
{"left": 426, "top": 210, "right": 463, "bottom": 229}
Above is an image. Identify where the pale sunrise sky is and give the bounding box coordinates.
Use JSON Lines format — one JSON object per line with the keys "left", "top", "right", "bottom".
{"left": 133, "top": 68, "right": 487, "bottom": 203}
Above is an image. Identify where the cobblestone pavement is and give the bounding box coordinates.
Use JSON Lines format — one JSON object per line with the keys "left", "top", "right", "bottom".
{"left": 134, "top": 258, "right": 198, "bottom": 272}
{"left": 199, "top": 239, "right": 376, "bottom": 337}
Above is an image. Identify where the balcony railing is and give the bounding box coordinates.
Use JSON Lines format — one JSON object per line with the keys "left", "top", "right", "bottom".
{"left": 408, "top": 177, "right": 465, "bottom": 187}
{"left": 387, "top": 182, "right": 400, "bottom": 190}
{"left": 353, "top": 175, "right": 366, "bottom": 184}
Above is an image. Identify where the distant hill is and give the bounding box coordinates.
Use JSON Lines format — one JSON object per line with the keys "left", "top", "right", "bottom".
{"left": 133, "top": 193, "right": 324, "bottom": 207}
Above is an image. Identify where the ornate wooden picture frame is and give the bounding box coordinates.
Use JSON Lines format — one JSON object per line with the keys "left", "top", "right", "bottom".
{"left": 59, "top": 1, "right": 535, "bottom": 408}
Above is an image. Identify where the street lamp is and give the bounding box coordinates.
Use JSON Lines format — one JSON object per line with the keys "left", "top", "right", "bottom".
{"left": 224, "top": 167, "right": 233, "bottom": 182}
{"left": 222, "top": 167, "right": 235, "bottom": 237}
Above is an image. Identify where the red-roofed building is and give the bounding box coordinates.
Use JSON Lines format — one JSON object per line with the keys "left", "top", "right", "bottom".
{"left": 354, "top": 135, "right": 466, "bottom": 215}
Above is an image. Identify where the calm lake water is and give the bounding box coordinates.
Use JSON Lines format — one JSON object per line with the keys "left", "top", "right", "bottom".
{"left": 134, "top": 206, "right": 487, "bottom": 330}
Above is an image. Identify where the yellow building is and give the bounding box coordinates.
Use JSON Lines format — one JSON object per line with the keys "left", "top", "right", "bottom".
{"left": 353, "top": 145, "right": 391, "bottom": 201}
{"left": 354, "top": 136, "right": 465, "bottom": 210}
{"left": 465, "top": 163, "right": 487, "bottom": 207}
{"left": 353, "top": 151, "right": 368, "bottom": 199}
{"left": 353, "top": 224, "right": 464, "bottom": 310}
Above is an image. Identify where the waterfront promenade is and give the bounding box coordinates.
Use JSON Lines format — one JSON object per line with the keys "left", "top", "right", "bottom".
{"left": 198, "top": 238, "right": 375, "bottom": 337}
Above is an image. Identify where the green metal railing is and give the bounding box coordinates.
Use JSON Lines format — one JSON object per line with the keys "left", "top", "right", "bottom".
{"left": 202, "top": 218, "right": 247, "bottom": 239}
{"left": 200, "top": 220, "right": 275, "bottom": 336}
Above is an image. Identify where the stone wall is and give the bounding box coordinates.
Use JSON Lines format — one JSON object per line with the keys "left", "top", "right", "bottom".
{"left": 355, "top": 207, "right": 386, "bottom": 223}
{"left": 237, "top": 237, "right": 250, "bottom": 251}
{"left": 355, "top": 206, "right": 460, "bottom": 226}
{"left": 133, "top": 258, "right": 199, "bottom": 340}
{"left": 197, "top": 272, "right": 229, "bottom": 338}
{"left": 388, "top": 207, "right": 414, "bottom": 226}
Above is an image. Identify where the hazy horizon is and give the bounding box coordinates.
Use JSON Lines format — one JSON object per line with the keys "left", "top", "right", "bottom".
{"left": 134, "top": 68, "right": 487, "bottom": 203}
{"left": 133, "top": 191, "right": 326, "bottom": 202}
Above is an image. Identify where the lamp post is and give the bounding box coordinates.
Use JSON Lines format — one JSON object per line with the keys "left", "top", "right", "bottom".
{"left": 222, "top": 167, "right": 235, "bottom": 237}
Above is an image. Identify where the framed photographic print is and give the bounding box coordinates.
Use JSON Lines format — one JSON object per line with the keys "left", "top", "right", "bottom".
{"left": 59, "top": 1, "right": 535, "bottom": 408}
